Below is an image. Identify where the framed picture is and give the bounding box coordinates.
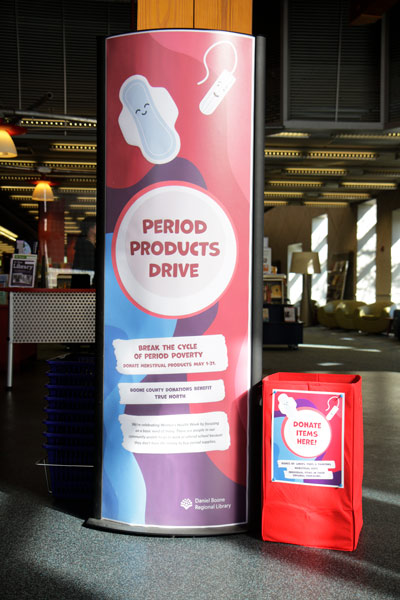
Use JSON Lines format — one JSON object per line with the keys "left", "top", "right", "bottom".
{"left": 284, "top": 306, "right": 296, "bottom": 322}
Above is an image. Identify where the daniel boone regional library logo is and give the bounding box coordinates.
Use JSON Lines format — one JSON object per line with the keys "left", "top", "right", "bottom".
{"left": 180, "top": 497, "right": 232, "bottom": 511}
{"left": 180, "top": 498, "right": 193, "bottom": 510}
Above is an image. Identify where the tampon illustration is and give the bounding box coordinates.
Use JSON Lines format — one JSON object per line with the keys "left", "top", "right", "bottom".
{"left": 198, "top": 41, "right": 238, "bottom": 115}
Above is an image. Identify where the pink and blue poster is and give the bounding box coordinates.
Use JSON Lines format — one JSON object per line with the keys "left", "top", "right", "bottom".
{"left": 99, "top": 29, "right": 255, "bottom": 533}
{"left": 271, "top": 389, "right": 345, "bottom": 487}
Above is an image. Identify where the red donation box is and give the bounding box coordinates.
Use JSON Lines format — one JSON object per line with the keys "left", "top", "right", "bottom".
{"left": 262, "top": 372, "right": 363, "bottom": 551}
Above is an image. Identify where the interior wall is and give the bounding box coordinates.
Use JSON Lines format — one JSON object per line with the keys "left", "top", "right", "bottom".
{"left": 376, "top": 191, "right": 400, "bottom": 302}
{"left": 264, "top": 199, "right": 400, "bottom": 303}
{"left": 264, "top": 205, "right": 356, "bottom": 274}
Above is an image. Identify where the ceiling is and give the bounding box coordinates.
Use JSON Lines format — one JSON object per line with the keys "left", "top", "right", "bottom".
{"left": 1, "top": 0, "right": 400, "bottom": 254}
{"left": 0, "top": 115, "right": 98, "bottom": 247}
{"left": 263, "top": 128, "right": 400, "bottom": 209}
{"left": 0, "top": 0, "right": 131, "bottom": 254}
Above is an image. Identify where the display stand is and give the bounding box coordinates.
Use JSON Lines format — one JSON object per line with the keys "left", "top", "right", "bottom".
{"left": 263, "top": 303, "right": 303, "bottom": 349}
{"left": 263, "top": 274, "right": 286, "bottom": 304}
{"left": 87, "top": 29, "right": 265, "bottom": 536}
{"left": 327, "top": 260, "right": 349, "bottom": 301}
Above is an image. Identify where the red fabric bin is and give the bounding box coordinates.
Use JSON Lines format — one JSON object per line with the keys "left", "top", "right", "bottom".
{"left": 262, "top": 372, "right": 363, "bottom": 551}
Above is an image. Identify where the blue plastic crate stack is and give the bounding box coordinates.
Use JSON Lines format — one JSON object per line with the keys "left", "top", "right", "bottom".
{"left": 43, "top": 354, "right": 96, "bottom": 500}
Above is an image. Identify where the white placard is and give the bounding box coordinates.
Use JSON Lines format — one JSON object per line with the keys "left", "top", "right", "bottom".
{"left": 119, "top": 379, "right": 225, "bottom": 404}
{"left": 119, "top": 411, "right": 230, "bottom": 454}
{"left": 278, "top": 460, "right": 336, "bottom": 480}
{"left": 113, "top": 334, "right": 228, "bottom": 374}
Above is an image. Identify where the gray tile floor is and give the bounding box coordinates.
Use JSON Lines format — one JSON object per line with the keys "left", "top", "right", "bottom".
{"left": 0, "top": 327, "right": 399, "bottom": 599}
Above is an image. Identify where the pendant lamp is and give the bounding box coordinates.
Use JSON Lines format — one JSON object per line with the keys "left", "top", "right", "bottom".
{"left": 0, "top": 120, "right": 26, "bottom": 157}
{"left": 32, "top": 180, "right": 55, "bottom": 202}
{"left": 0, "top": 129, "right": 17, "bottom": 157}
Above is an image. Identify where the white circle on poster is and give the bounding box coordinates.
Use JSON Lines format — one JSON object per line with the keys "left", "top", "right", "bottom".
{"left": 282, "top": 408, "right": 331, "bottom": 459}
{"left": 112, "top": 183, "right": 238, "bottom": 318}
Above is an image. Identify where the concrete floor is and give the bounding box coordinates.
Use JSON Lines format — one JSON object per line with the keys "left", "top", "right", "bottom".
{"left": 0, "top": 327, "right": 399, "bottom": 599}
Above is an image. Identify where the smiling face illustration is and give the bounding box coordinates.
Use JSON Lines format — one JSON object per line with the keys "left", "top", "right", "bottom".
{"left": 213, "top": 81, "right": 225, "bottom": 98}
{"left": 118, "top": 75, "right": 181, "bottom": 164}
{"left": 135, "top": 102, "right": 150, "bottom": 116}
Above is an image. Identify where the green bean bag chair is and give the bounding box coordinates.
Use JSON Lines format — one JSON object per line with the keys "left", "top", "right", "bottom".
{"left": 354, "top": 302, "right": 392, "bottom": 334}
{"left": 335, "top": 300, "right": 366, "bottom": 330}
{"left": 316, "top": 300, "right": 342, "bottom": 328}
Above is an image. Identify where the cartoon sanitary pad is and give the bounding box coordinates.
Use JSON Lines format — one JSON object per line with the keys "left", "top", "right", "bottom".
{"left": 118, "top": 75, "right": 180, "bottom": 164}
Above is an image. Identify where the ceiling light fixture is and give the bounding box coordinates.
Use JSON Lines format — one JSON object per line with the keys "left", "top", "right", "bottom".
{"left": 0, "top": 242, "right": 15, "bottom": 252}
{"left": 264, "top": 200, "right": 289, "bottom": 206}
{"left": 307, "top": 150, "right": 377, "bottom": 160}
{"left": 0, "top": 120, "right": 26, "bottom": 158}
{"left": 11, "top": 193, "right": 59, "bottom": 201}
{"left": 0, "top": 129, "right": 17, "bottom": 157}
{"left": 58, "top": 187, "right": 96, "bottom": 194}
{"left": 265, "top": 149, "right": 303, "bottom": 158}
{"left": 366, "top": 169, "right": 400, "bottom": 177}
{"left": 43, "top": 160, "right": 96, "bottom": 170}
{"left": 267, "top": 132, "right": 310, "bottom": 138}
{"left": 31, "top": 165, "right": 56, "bottom": 202}
{"left": 321, "top": 192, "right": 370, "bottom": 200}
{"left": 20, "top": 118, "right": 96, "bottom": 129}
{"left": 50, "top": 142, "right": 97, "bottom": 152}
{"left": 0, "top": 159, "right": 36, "bottom": 168}
{"left": 32, "top": 180, "right": 55, "bottom": 202}
{"left": 264, "top": 191, "right": 304, "bottom": 198}
{"left": 285, "top": 167, "right": 348, "bottom": 176}
{"left": 1, "top": 185, "right": 34, "bottom": 192}
{"left": 68, "top": 177, "right": 97, "bottom": 183}
{"left": 265, "top": 149, "right": 377, "bottom": 160}
{"left": 10, "top": 194, "right": 35, "bottom": 200}
{"left": 341, "top": 181, "right": 397, "bottom": 189}
{"left": 303, "top": 201, "right": 349, "bottom": 207}
{"left": 267, "top": 180, "right": 323, "bottom": 187}
{"left": 334, "top": 132, "right": 400, "bottom": 140}
{"left": 0, "top": 225, "right": 18, "bottom": 241}
{"left": 69, "top": 204, "right": 97, "bottom": 209}
{"left": 0, "top": 175, "right": 34, "bottom": 182}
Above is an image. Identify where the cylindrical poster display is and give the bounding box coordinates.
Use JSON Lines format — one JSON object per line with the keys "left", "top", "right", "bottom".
{"left": 89, "top": 29, "right": 261, "bottom": 535}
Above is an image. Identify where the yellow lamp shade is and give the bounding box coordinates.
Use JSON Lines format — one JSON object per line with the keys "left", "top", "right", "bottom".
{"left": 32, "top": 181, "right": 54, "bottom": 202}
{"left": 290, "top": 251, "right": 321, "bottom": 274}
{"left": 0, "top": 129, "right": 17, "bottom": 157}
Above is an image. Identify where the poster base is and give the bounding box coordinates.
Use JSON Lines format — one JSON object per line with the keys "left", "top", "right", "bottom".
{"left": 84, "top": 517, "right": 248, "bottom": 537}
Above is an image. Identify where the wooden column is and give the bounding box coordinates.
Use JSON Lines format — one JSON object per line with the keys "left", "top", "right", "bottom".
{"left": 136, "top": 0, "right": 253, "bottom": 34}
